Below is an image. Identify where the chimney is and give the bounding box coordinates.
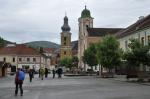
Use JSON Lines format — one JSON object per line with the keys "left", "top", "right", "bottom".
{"left": 138, "top": 16, "right": 144, "bottom": 20}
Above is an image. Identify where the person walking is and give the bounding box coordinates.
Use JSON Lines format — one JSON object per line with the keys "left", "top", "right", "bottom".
{"left": 39, "top": 68, "right": 41, "bottom": 78}
{"left": 40, "top": 67, "right": 45, "bottom": 80}
{"left": 45, "top": 68, "right": 48, "bottom": 78}
{"left": 57, "top": 67, "right": 63, "bottom": 78}
{"left": 28, "top": 69, "right": 33, "bottom": 82}
{"left": 15, "top": 68, "right": 25, "bottom": 96}
{"left": 52, "top": 69, "right": 56, "bottom": 79}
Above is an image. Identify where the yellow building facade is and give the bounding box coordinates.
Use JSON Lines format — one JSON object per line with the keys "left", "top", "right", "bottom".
{"left": 60, "top": 15, "right": 72, "bottom": 59}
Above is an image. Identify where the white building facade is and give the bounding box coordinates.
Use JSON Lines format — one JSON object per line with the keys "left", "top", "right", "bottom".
{"left": 0, "top": 44, "right": 47, "bottom": 72}
{"left": 116, "top": 15, "right": 150, "bottom": 71}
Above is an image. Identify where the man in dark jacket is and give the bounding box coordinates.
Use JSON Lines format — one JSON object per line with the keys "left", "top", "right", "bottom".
{"left": 52, "top": 69, "right": 56, "bottom": 78}
{"left": 57, "top": 68, "right": 63, "bottom": 78}
{"left": 15, "top": 68, "right": 24, "bottom": 96}
{"left": 45, "top": 68, "right": 48, "bottom": 78}
{"left": 28, "top": 69, "right": 33, "bottom": 82}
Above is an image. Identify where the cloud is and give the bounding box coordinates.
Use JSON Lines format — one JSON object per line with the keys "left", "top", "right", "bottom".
{"left": 0, "top": 0, "right": 150, "bottom": 44}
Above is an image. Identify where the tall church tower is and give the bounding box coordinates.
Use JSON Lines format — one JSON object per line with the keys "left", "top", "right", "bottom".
{"left": 78, "top": 6, "right": 93, "bottom": 70}
{"left": 60, "top": 15, "right": 72, "bottom": 59}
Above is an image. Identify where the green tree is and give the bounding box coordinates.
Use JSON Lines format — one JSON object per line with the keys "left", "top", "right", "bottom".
{"left": 83, "top": 43, "right": 98, "bottom": 70}
{"left": 0, "top": 37, "right": 6, "bottom": 47}
{"left": 123, "top": 39, "right": 150, "bottom": 70}
{"left": 97, "top": 35, "right": 121, "bottom": 73}
{"left": 59, "top": 57, "right": 73, "bottom": 70}
{"left": 72, "top": 56, "right": 79, "bottom": 67}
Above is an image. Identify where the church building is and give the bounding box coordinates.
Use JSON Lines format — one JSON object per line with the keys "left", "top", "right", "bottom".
{"left": 60, "top": 15, "right": 72, "bottom": 59}
{"left": 78, "top": 6, "right": 123, "bottom": 71}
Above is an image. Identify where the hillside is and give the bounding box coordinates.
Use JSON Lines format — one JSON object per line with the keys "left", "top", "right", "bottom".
{"left": 24, "top": 41, "right": 60, "bottom": 49}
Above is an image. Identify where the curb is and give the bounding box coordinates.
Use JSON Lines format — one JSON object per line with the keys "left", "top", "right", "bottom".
{"left": 108, "top": 78, "right": 150, "bottom": 86}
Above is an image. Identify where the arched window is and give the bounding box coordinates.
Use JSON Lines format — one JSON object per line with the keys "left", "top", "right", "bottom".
{"left": 64, "top": 37, "right": 67, "bottom": 41}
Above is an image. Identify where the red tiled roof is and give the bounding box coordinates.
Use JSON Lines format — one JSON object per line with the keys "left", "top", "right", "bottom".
{"left": 116, "top": 14, "right": 150, "bottom": 38}
{"left": 0, "top": 44, "right": 41, "bottom": 56}
{"left": 87, "top": 28, "right": 123, "bottom": 37}
{"left": 43, "top": 48, "right": 55, "bottom": 53}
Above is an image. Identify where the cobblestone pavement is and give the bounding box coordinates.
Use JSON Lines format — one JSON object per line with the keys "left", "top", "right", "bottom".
{"left": 0, "top": 74, "right": 150, "bottom": 99}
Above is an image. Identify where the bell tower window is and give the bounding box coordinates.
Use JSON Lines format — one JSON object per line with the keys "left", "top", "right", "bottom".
{"left": 64, "top": 51, "right": 66, "bottom": 55}
{"left": 64, "top": 37, "right": 66, "bottom": 41}
{"left": 64, "top": 42, "right": 66, "bottom": 45}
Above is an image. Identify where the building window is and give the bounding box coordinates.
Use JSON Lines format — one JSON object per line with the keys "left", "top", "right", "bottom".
{"left": 64, "top": 37, "right": 66, "bottom": 41}
{"left": 27, "top": 58, "right": 30, "bottom": 62}
{"left": 33, "top": 58, "right": 36, "bottom": 62}
{"left": 64, "top": 42, "right": 66, "bottom": 45}
{"left": 141, "top": 37, "right": 144, "bottom": 45}
{"left": 148, "top": 35, "right": 150, "bottom": 45}
{"left": 19, "top": 58, "right": 22, "bottom": 62}
{"left": 3, "top": 57, "right": 6, "bottom": 62}
{"left": 13, "top": 57, "right": 15, "bottom": 62}
{"left": 64, "top": 51, "right": 66, "bottom": 55}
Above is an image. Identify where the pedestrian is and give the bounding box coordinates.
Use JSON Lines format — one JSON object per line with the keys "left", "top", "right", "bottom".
{"left": 39, "top": 68, "right": 40, "bottom": 78}
{"left": 15, "top": 68, "right": 25, "bottom": 96}
{"left": 40, "top": 67, "right": 45, "bottom": 80}
{"left": 45, "top": 68, "right": 48, "bottom": 78}
{"left": 28, "top": 69, "right": 33, "bottom": 82}
{"left": 52, "top": 69, "right": 56, "bottom": 78}
{"left": 32, "top": 67, "right": 35, "bottom": 78}
{"left": 57, "top": 67, "right": 63, "bottom": 78}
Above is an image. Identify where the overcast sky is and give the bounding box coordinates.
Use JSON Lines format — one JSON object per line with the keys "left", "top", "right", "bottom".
{"left": 0, "top": 0, "right": 150, "bottom": 44}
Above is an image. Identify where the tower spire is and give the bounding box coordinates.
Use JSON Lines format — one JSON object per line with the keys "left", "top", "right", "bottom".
{"left": 61, "top": 15, "right": 71, "bottom": 32}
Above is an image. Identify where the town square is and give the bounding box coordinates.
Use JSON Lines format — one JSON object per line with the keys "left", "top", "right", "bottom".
{"left": 0, "top": 0, "right": 150, "bottom": 99}
{"left": 0, "top": 75, "right": 150, "bottom": 99}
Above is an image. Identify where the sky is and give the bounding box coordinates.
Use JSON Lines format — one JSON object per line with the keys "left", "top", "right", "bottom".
{"left": 0, "top": 0, "right": 150, "bottom": 44}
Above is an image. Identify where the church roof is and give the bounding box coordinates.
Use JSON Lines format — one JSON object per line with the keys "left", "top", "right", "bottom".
{"left": 61, "top": 16, "right": 71, "bottom": 32}
{"left": 87, "top": 28, "right": 123, "bottom": 37}
{"left": 81, "top": 6, "right": 91, "bottom": 18}
{"left": 116, "top": 14, "right": 150, "bottom": 38}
